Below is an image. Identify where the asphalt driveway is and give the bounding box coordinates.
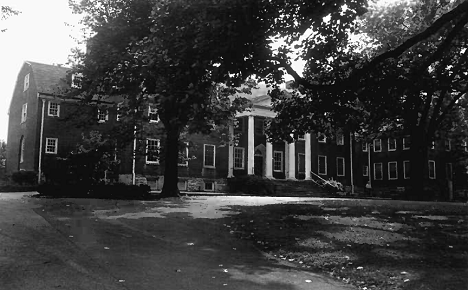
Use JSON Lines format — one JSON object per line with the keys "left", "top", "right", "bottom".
{"left": 0, "top": 193, "right": 355, "bottom": 290}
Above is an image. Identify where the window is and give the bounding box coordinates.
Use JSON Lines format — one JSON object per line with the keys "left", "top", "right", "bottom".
{"left": 148, "top": 105, "right": 158, "bottom": 123}
{"left": 234, "top": 147, "right": 245, "bottom": 169}
{"left": 19, "top": 137, "right": 25, "bottom": 163}
{"left": 298, "top": 134, "right": 305, "bottom": 140}
{"left": 116, "top": 102, "right": 123, "bottom": 121}
{"left": 428, "top": 160, "right": 436, "bottom": 179}
{"left": 403, "top": 136, "right": 411, "bottom": 150}
{"left": 273, "top": 151, "right": 283, "bottom": 172}
{"left": 97, "top": 109, "right": 108, "bottom": 123}
{"left": 336, "top": 133, "right": 344, "bottom": 145}
{"left": 373, "top": 139, "right": 382, "bottom": 152}
{"left": 431, "top": 141, "right": 435, "bottom": 150}
{"left": 374, "top": 163, "right": 383, "bottom": 180}
{"left": 146, "top": 139, "right": 160, "bottom": 164}
{"left": 446, "top": 163, "right": 453, "bottom": 180}
{"left": 403, "top": 161, "right": 410, "bottom": 179}
{"left": 21, "top": 103, "right": 27, "bottom": 123}
{"left": 445, "top": 139, "right": 451, "bottom": 151}
{"left": 362, "top": 142, "right": 368, "bottom": 152}
{"left": 178, "top": 142, "right": 189, "bottom": 166}
{"left": 45, "top": 138, "right": 58, "bottom": 154}
{"left": 254, "top": 118, "right": 264, "bottom": 135}
{"left": 204, "top": 144, "right": 216, "bottom": 168}
{"left": 318, "top": 155, "right": 327, "bottom": 175}
{"left": 24, "top": 73, "right": 30, "bottom": 91}
{"left": 48, "top": 102, "right": 60, "bottom": 117}
{"left": 204, "top": 181, "right": 214, "bottom": 191}
{"left": 464, "top": 140, "right": 468, "bottom": 152}
{"left": 388, "top": 138, "right": 396, "bottom": 151}
{"left": 388, "top": 161, "right": 398, "bottom": 180}
{"left": 317, "top": 133, "right": 326, "bottom": 143}
{"left": 363, "top": 165, "right": 369, "bottom": 176}
{"left": 298, "top": 153, "right": 305, "bottom": 173}
{"left": 337, "top": 157, "right": 345, "bottom": 176}
{"left": 71, "top": 73, "right": 82, "bottom": 89}
{"left": 235, "top": 117, "right": 246, "bottom": 133}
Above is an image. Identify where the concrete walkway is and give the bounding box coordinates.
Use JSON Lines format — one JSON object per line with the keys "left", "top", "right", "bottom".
{"left": 0, "top": 192, "right": 356, "bottom": 290}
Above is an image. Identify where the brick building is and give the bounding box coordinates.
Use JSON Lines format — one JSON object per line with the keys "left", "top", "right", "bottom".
{"left": 6, "top": 61, "right": 465, "bottom": 197}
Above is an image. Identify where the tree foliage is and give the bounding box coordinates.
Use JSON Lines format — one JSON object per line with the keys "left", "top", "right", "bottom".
{"left": 1, "top": 6, "right": 20, "bottom": 32}
{"left": 268, "top": 0, "right": 468, "bottom": 198}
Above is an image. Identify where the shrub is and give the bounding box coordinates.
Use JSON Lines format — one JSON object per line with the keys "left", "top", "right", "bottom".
{"left": 11, "top": 171, "right": 37, "bottom": 185}
{"left": 227, "top": 175, "right": 275, "bottom": 195}
{"left": 37, "top": 183, "right": 152, "bottom": 200}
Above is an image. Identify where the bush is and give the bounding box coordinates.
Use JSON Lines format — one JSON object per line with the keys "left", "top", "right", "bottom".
{"left": 11, "top": 171, "right": 37, "bottom": 185}
{"left": 37, "top": 183, "right": 152, "bottom": 200}
{"left": 315, "top": 178, "right": 344, "bottom": 194}
{"left": 227, "top": 175, "right": 275, "bottom": 195}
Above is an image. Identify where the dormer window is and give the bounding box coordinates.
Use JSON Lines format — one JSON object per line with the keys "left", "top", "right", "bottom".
{"left": 24, "top": 73, "right": 30, "bottom": 91}
{"left": 71, "top": 73, "right": 83, "bottom": 89}
{"left": 97, "top": 109, "right": 108, "bottom": 123}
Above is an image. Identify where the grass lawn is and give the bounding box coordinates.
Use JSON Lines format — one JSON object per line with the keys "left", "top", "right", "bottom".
{"left": 225, "top": 199, "right": 468, "bottom": 290}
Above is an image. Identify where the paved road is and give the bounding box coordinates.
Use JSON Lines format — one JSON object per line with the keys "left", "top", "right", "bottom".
{"left": 0, "top": 193, "right": 358, "bottom": 290}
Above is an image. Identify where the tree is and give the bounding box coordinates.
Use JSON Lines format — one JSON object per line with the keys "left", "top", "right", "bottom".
{"left": 0, "top": 140, "right": 6, "bottom": 173}
{"left": 68, "top": 0, "right": 465, "bottom": 197}
{"left": 1, "top": 6, "right": 20, "bottom": 32}
{"left": 268, "top": 0, "right": 468, "bottom": 199}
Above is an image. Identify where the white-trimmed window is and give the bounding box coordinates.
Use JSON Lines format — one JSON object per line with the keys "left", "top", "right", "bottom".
{"left": 273, "top": 151, "right": 283, "bottom": 172}
{"left": 24, "top": 73, "right": 30, "bottom": 91}
{"left": 178, "top": 142, "right": 189, "bottom": 166}
{"left": 317, "top": 133, "right": 327, "bottom": 143}
{"left": 298, "top": 153, "right": 306, "bottom": 173}
{"left": 336, "top": 157, "right": 345, "bottom": 176}
{"left": 48, "top": 102, "right": 60, "bottom": 117}
{"left": 204, "top": 181, "right": 214, "bottom": 191}
{"left": 362, "top": 142, "right": 368, "bottom": 152}
{"left": 204, "top": 144, "right": 216, "bottom": 168}
{"left": 363, "top": 165, "right": 369, "bottom": 176}
{"left": 297, "top": 134, "right": 305, "bottom": 140}
{"left": 403, "top": 161, "right": 410, "bottom": 179}
{"left": 388, "top": 161, "right": 398, "bottom": 180}
{"left": 21, "top": 103, "right": 27, "bottom": 123}
{"left": 146, "top": 138, "right": 160, "bottom": 164}
{"left": 234, "top": 147, "right": 245, "bottom": 169}
{"left": 403, "top": 136, "right": 411, "bottom": 150}
{"left": 428, "top": 160, "right": 436, "bottom": 179}
{"left": 431, "top": 141, "right": 435, "bottom": 150}
{"left": 97, "top": 109, "right": 108, "bottom": 123}
{"left": 464, "top": 140, "right": 468, "bottom": 152}
{"left": 373, "top": 139, "right": 382, "bottom": 152}
{"left": 336, "top": 133, "right": 344, "bottom": 145}
{"left": 446, "top": 163, "right": 453, "bottom": 180}
{"left": 388, "top": 138, "right": 396, "bottom": 151}
{"left": 318, "top": 155, "right": 327, "bottom": 175}
{"left": 374, "top": 163, "right": 383, "bottom": 180}
{"left": 148, "top": 105, "right": 158, "bottom": 123}
{"left": 45, "top": 138, "right": 58, "bottom": 154}
{"left": 445, "top": 139, "right": 451, "bottom": 151}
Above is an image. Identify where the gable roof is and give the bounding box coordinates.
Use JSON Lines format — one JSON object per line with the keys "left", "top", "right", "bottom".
{"left": 26, "top": 61, "right": 70, "bottom": 94}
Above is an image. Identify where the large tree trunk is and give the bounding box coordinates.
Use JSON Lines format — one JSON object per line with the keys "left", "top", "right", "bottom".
{"left": 408, "top": 129, "right": 428, "bottom": 200}
{"left": 160, "top": 129, "right": 181, "bottom": 197}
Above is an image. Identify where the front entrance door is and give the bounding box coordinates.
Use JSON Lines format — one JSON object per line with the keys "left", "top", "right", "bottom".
{"left": 254, "top": 155, "right": 263, "bottom": 176}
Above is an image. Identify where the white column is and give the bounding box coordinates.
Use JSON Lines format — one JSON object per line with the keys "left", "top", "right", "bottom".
{"left": 227, "top": 125, "right": 234, "bottom": 178}
{"left": 247, "top": 115, "right": 255, "bottom": 175}
{"left": 284, "top": 141, "right": 289, "bottom": 178}
{"left": 305, "top": 133, "right": 312, "bottom": 180}
{"left": 265, "top": 141, "right": 273, "bottom": 178}
{"left": 287, "top": 142, "right": 296, "bottom": 179}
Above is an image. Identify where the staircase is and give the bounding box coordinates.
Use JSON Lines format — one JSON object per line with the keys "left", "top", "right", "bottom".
{"left": 269, "top": 179, "right": 329, "bottom": 197}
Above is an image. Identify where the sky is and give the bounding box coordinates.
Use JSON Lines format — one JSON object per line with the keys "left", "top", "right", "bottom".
{"left": 0, "top": 0, "right": 84, "bottom": 142}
